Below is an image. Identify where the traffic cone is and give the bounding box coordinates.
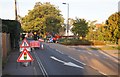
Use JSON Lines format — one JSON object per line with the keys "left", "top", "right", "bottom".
{"left": 41, "top": 44, "right": 44, "bottom": 50}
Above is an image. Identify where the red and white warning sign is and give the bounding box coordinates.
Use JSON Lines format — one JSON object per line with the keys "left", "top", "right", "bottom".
{"left": 20, "top": 38, "right": 31, "bottom": 52}
{"left": 20, "top": 38, "right": 30, "bottom": 48}
{"left": 30, "top": 41, "right": 40, "bottom": 48}
{"left": 17, "top": 49, "right": 34, "bottom": 62}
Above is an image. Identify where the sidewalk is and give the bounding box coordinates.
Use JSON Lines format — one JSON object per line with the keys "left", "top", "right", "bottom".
{"left": 2, "top": 50, "right": 36, "bottom": 75}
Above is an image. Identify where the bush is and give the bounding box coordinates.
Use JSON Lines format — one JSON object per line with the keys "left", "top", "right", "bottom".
{"left": 92, "top": 41, "right": 106, "bottom": 45}
{"left": 59, "top": 38, "right": 106, "bottom": 46}
{"left": 117, "top": 46, "right": 120, "bottom": 50}
{"left": 59, "top": 38, "right": 92, "bottom": 45}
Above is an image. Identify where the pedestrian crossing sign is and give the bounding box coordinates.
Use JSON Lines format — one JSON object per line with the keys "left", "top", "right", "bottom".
{"left": 17, "top": 49, "right": 34, "bottom": 62}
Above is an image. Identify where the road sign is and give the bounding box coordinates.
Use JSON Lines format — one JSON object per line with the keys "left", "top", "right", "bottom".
{"left": 17, "top": 49, "right": 34, "bottom": 62}
{"left": 20, "top": 38, "right": 30, "bottom": 48}
{"left": 20, "top": 47, "right": 31, "bottom": 52}
{"left": 20, "top": 38, "right": 31, "bottom": 52}
{"left": 30, "top": 41, "right": 40, "bottom": 48}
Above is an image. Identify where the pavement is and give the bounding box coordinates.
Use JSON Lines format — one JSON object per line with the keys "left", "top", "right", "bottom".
{"left": 2, "top": 49, "right": 42, "bottom": 76}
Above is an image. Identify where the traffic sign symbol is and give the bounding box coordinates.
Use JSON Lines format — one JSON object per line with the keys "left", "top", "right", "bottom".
{"left": 20, "top": 38, "right": 30, "bottom": 48}
{"left": 17, "top": 49, "right": 34, "bottom": 62}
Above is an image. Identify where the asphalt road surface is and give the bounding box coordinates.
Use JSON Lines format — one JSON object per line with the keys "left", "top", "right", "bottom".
{"left": 31, "top": 42, "right": 119, "bottom": 77}
{"left": 43, "top": 43, "right": 119, "bottom": 76}
{"left": 33, "top": 45, "right": 102, "bottom": 75}
{"left": 3, "top": 39, "right": 119, "bottom": 77}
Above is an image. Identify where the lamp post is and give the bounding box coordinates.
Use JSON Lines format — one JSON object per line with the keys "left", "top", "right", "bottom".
{"left": 62, "top": 3, "right": 69, "bottom": 36}
{"left": 15, "top": 0, "right": 18, "bottom": 20}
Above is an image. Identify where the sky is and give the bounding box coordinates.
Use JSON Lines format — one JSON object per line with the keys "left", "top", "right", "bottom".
{"left": 0, "top": 0, "right": 119, "bottom": 23}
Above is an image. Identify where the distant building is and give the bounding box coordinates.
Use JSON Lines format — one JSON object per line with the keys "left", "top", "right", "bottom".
{"left": 68, "top": 24, "right": 74, "bottom": 36}
{"left": 63, "top": 18, "right": 74, "bottom": 36}
{"left": 63, "top": 24, "right": 74, "bottom": 36}
{"left": 95, "top": 24, "right": 102, "bottom": 29}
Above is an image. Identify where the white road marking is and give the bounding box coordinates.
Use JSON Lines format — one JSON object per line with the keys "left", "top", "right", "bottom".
{"left": 98, "top": 71, "right": 107, "bottom": 76}
{"left": 33, "top": 67, "right": 37, "bottom": 75}
{"left": 51, "top": 56, "right": 65, "bottom": 63}
{"left": 99, "top": 51, "right": 119, "bottom": 63}
{"left": 87, "top": 52, "right": 92, "bottom": 55}
{"left": 68, "top": 56, "right": 86, "bottom": 65}
{"left": 78, "top": 50, "right": 81, "bottom": 51}
{"left": 50, "top": 56, "right": 84, "bottom": 69}
{"left": 33, "top": 52, "right": 48, "bottom": 77}
{"left": 103, "top": 57, "right": 107, "bottom": 59}
{"left": 89, "top": 66, "right": 98, "bottom": 71}
{"left": 90, "top": 66, "right": 107, "bottom": 76}
{"left": 55, "top": 49, "right": 64, "bottom": 54}
{"left": 95, "top": 54, "right": 99, "bottom": 57}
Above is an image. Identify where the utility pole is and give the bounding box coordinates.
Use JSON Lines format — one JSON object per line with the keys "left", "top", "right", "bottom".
{"left": 14, "top": 0, "right": 19, "bottom": 49}
{"left": 15, "top": 0, "right": 17, "bottom": 20}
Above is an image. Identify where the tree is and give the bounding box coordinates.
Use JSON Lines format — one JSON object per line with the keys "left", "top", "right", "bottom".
{"left": 21, "top": 2, "right": 64, "bottom": 37}
{"left": 86, "top": 20, "right": 97, "bottom": 40}
{"left": 72, "top": 18, "right": 88, "bottom": 39}
{"left": 2, "top": 20, "right": 21, "bottom": 49}
{"left": 105, "top": 12, "right": 120, "bottom": 44}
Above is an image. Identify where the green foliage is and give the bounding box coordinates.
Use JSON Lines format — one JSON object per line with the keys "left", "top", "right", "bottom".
{"left": 86, "top": 20, "right": 97, "bottom": 40}
{"left": 105, "top": 12, "right": 120, "bottom": 44}
{"left": 21, "top": 2, "right": 64, "bottom": 36}
{"left": 59, "top": 38, "right": 92, "bottom": 45}
{"left": 87, "top": 12, "right": 120, "bottom": 44}
{"left": 72, "top": 18, "right": 88, "bottom": 38}
{"left": 2, "top": 20, "right": 21, "bottom": 48}
{"left": 2, "top": 20, "right": 21, "bottom": 35}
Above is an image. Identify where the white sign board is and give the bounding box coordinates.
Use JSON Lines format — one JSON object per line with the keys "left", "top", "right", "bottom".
{"left": 20, "top": 47, "right": 31, "bottom": 52}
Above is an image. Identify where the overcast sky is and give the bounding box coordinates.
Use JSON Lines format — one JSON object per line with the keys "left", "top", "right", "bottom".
{"left": 0, "top": 0, "right": 119, "bottom": 23}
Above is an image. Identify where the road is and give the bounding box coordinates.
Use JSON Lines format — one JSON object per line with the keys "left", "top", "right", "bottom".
{"left": 33, "top": 44, "right": 102, "bottom": 75}
{"left": 43, "top": 43, "right": 119, "bottom": 76}
{"left": 2, "top": 39, "right": 119, "bottom": 77}
{"left": 31, "top": 42, "right": 119, "bottom": 76}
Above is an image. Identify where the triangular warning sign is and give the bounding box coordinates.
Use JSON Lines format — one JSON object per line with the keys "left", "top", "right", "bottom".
{"left": 20, "top": 38, "right": 30, "bottom": 48}
{"left": 17, "top": 49, "right": 34, "bottom": 62}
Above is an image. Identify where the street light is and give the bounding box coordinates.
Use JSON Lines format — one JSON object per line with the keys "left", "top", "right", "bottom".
{"left": 62, "top": 3, "right": 69, "bottom": 36}
{"left": 15, "top": 0, "right": 18, "bottom": 20}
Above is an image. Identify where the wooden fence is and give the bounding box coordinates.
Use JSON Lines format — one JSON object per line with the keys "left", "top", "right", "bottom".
{"left": 2, "top": 33, "right": 11, "bottom": 61}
